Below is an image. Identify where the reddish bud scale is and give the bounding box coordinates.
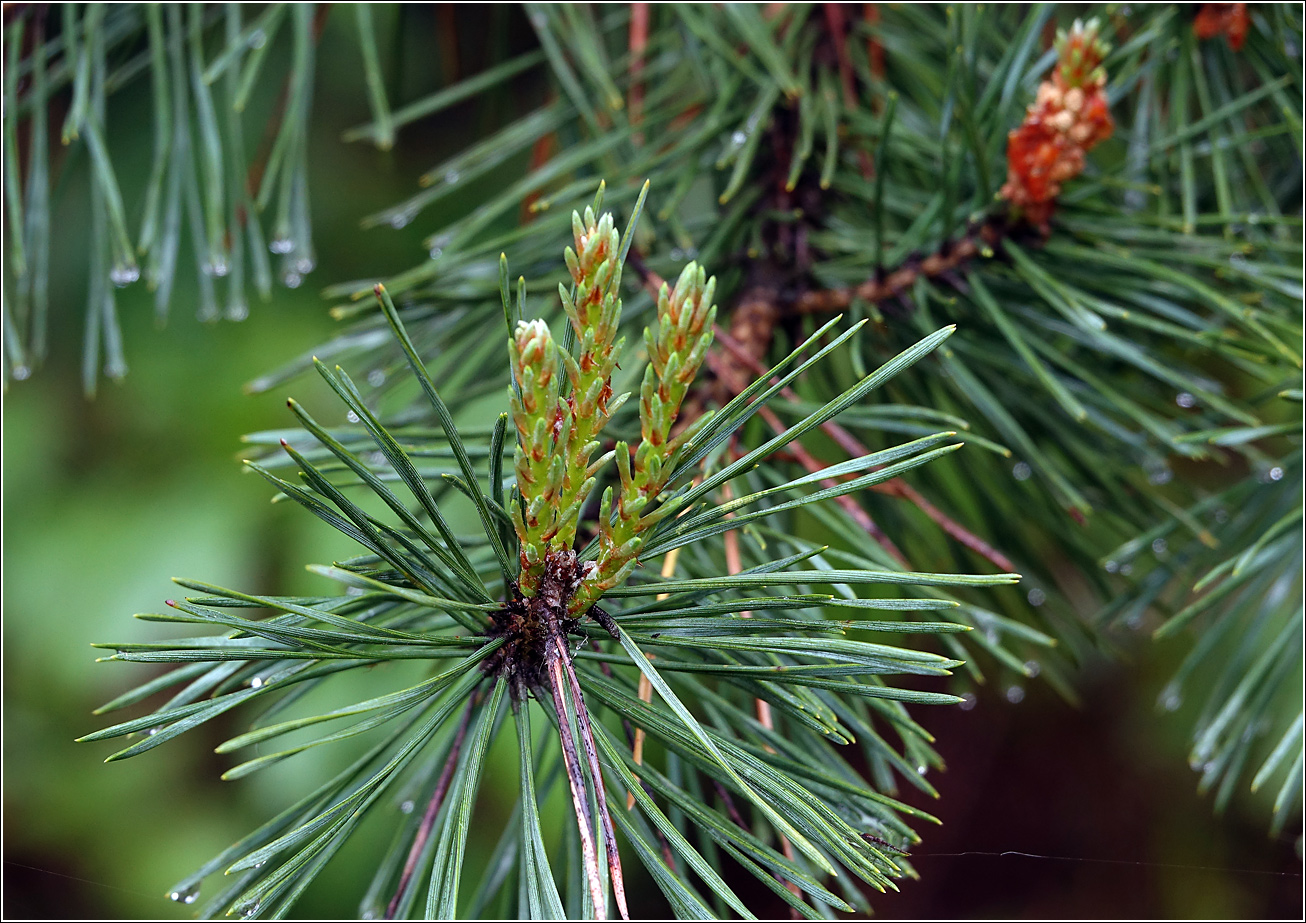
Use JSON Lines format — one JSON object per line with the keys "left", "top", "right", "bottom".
{"left": 1000, "top": 20, "right": 1114, "bottom": 228}
{"left": 570, "top": 263, "right": 717, "bottom": 616}
{"left": 1194, "top": 4, "right": 1249, "bottom": 51}
{"left": 550, "top": 208, "right": 625, "bottom": 555}
{"left": 509, "top": 319, "right": 566, "bottom": 593}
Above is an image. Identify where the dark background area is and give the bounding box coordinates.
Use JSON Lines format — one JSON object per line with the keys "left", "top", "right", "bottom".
{"left": 3, "top": 5, "right": 1301, "bottom": 919}
{"left": 873, "top": 666, "right": 1302, "bottom": 919}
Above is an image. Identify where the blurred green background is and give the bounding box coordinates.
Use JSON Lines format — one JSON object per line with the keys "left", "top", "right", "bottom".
{"left": 2, "top": 6, "right": 1300, "bottom": 919}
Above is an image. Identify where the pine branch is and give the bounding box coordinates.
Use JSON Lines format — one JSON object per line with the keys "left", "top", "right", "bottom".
{"left": 85, "top": 189, "right": 1034, "bottom": 917}
{"left": 33, "top": 5, "right": 1304, "bottom": 913}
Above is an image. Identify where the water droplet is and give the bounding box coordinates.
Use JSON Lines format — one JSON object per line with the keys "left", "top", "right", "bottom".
{"left": 249, "top": 676, "right": 264, "bottom": 689}
{"left": 269, "top": 237, "right": 294, "bottom": 254}
{"left": 1214, "top": 508, "right": 1229, "bottom": 524}
{"left": 1005, "top": 685, "right": 1025, "bottom": 704}
{"left": 959, "top": 691, "right": 977, "bottom": 711}
{"left": 105, "top": 356, "right": 129, "bottom": 380}
{"left": 1119, "top": 563, "right": 1133, "bottom": 576}
{"left": 444, "top": 169, "right": 460, "bottom": 185}
{"left": 1151, "top": 538, "right": 1168, "bottom": 556}
{"left": 1161, "top": 689, "right": 1182, "bottom": 712}
{"left": 346, "top": 411, "right": 360, "bottom": 424}
{"left": 400, "top": 799, "right": 415, "bottom": 814}
{"left": 248, "top": 29, "right": 267, "bottom": 49}
{"left": 109, "top": 263, "right": 140, "bottom": 286}
{"left": 281, "top": 270, "right": 302, "bottom": 289}
{"left": 12, "top": 365, "right": 30, "bottom": 381}
{"left": 1175, "top": 392, "right": 1195, "bottom": 408}
{"left": 366, "top": 451, "right": 387, "bottom": 467}
{"left": 345, "top": 586, "right": 365, "bottom": 597}
{"left": 1147, "top": 465, "right": 1172, "bottom": 485}
{"left": 670, "top": 247, "right": 684, "bottom": 261}
{"left": 428, "top": 246, "right": 443, "bottom": 259}
{"left": 1026, "top": 588, "right": 1046, "bottom": 607}
{"left": 915, "top": 764, "right": 928, "bottom": 775}
{"left": 1269, "top": 466, "right": 1284, "bottom": 481}
{"left": 295, "top": 257, "right": 315, "bottom": 275}
{"left": 204, "top": 256, "right": 230, "bottom": 278}
{"left": 982, "top": 627, "right": 998, "bottom": 645}
{"left": 254, "top": 859, "right": 267, "bottom": 868}
{"left": 170, "top": 885, "right": 201, "bottom": 904}
{"left": 361, "top": 911, "right": 378, "bottom": 921}
{"left": 226, "top": 301, "right": 249, "bottom": 322}
{"left": 731, "top": 130, "right": 747, "bottom": 146}
{"left": 1125, "top": 611, "right": 1143, "bottom": 629}
{"left": 1023, "top": 660, "right": 1041, "bottom": 678}
{"left": 388, "top": 210, "right": 416, "bottom": 229}
{"left": 1266, "top": 573, "right": 1292, "bottom": 608}
{"left": 367, "top": 369, "right": 386, "bottom": 387}
{"left": 1104, "top": 559, "right": 1119, "bottom": 573}
{"left": 147, "top": 727, "right": 159, "bottom": 736}
{"left": 1012, "top": 461, "right": 1032, "bottom": 481}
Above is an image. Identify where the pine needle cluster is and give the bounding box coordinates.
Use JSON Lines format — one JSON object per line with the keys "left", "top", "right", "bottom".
{"left": 5, "top": 2, "right": 1296, "bottom": 916}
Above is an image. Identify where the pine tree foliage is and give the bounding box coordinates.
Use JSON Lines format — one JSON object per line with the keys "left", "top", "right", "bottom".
{"left": 83, "top": 191, "right": 1028, "bottom": 918}
{"left": 6, "top": 0, "right": 1296, "bottom": 916}
{"left": 293, "top": 2, "right": 1302, "bottom": 831}
{"left": 3, "top": 3, "right": 334, "bottom": 393}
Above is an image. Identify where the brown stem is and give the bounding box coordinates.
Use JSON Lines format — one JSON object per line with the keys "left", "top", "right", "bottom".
{"left": 385, "top": 693, "right": 479, "bottom": 920}
{"left": 628, "top": 3, "right": 649, "bottom": 144}
{"left": 756, "top": 398, "right": 910, "bottom": 567}
{"left": 561, "top": 648, "right": 630, "bottom": 920}
{"left": 720, "top": 480, "right": 804, "bottom": 908}
{"left": 719, "top": 477, "right": 811, "bottom": 715}
{"left": 881, "top": 476, "right": 1018, "bottom": 573}
{"left": 709, "top": 267, "right": 785, "bottom": 408}
{"left": 600, "top": 665, "right": 678, "bottom": 871}
{"left": 520, "top": 95, "right": 558, "bottom": 222}
{"left": 625, "top": 247, "right": 666, "bottom": 299}
{"left": 796, "top": 398, "right": 1018, "bottom": 571}
{"left": 711, "top": 779, "right": 750, "bottom": 831}
{"left": 865, "top": 4, "right": 886, "bottom": 83}
{"left": 793, "top": 219, "right": 1006, "bottom": 315}
{"left": 711, "top": 323, "right": 1017, "bottom": 573}
{"left": 547, "top": 649, "right": 609, "bottom": 920}
{"left": 711, "top": 778, "right": 804, "bottom": 913}
{"left": 629, "top": 549, "right": 680, "bottom": 809}
{"left": 705, "top": 343, "right": 909, "bottom": 566}
{"left": 823, "top": 3, "right": 873, "bottom": 180}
